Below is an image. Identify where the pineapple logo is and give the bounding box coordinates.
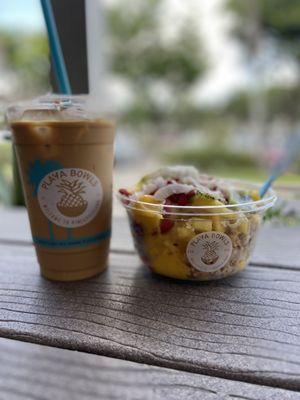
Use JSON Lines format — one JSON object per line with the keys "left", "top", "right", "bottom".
{"left": 37, "top": 168, "right": 103, "bottom": 228}
{"left": 56, "top": 179, "right": 87, "bottom": 217}
{"left": 186, "top": 231, "right": 233, "bottom": 273}
{"left": 201, "top": 241, "right": 219, "bottom": 265}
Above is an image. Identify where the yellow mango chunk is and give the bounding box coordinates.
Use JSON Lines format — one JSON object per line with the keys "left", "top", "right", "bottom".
{"left": 132, "top": 195, "right": 162, "bottom": 234}
{"left": 250, "top": 190, "right": 260, "bottom": 201}
{"left": 191, "top": 219, "right": 212, "bottom": 232}
{"left": 138, "top": 194, "right": 162, "bottom": 204}
{"left": 191, "top": 195, "right": 237, "bottom": 219}
{"left": 144, "top": 235, "right": 162, "bottom": 258}
{"left": 212, "top": 216, "right": 226, "bottom": 232}
{"left": 143, "top": 231, "right": 191, "bottom": 279}
{"left": 238, "top": 217, "right": 249, "bottom": 234}
{"left": 191, "top": 196, "right": 223, "bottom": 207}
{"left": 176, "top": 226, "right": 195, "bottom": 240}
{"left": 250, "top": 213, "right": 261, "bottom": 229}
{"left": 237, "top": 259, "right": 247, "bottom": 270}
{"left": 151, "top": 252, "right": 190, "bottom": 280}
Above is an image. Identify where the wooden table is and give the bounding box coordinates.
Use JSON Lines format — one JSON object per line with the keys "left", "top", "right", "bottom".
{"left": 0, "top": 207, "right": 300, "bottom": 399}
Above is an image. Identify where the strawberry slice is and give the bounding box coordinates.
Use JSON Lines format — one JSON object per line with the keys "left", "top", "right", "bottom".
{"left": 165, "top": 192, "right": 189, "bottom": 205}
{"left": 160, "top": 219, "right": 174, "bottom": 234}
{"left": 168, "top": 193, "right": 179, "bottom": 203}
{"left": 186, "top": 190, "right": 196, "bottom": 199}
{"left": 163, "top": 199, "right": 172, "bottom": 214}
{"left": 119, "top": 188, "right": 131, "bottom": 197}
{"left": 177, "top": 193, "right": 189, "bottom": 206}
{"left": 154, "top": 183, "right": 194, "bottom": 201}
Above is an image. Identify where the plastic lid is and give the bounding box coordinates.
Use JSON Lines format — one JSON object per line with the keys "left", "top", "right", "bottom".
{"left": 6, "top": 94, "right": 111, "bottom": 123}
{"left": 118, "top": 179, "right": 277, "bottom": 217}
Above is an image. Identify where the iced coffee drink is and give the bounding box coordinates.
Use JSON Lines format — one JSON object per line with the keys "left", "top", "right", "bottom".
{"left": 7, "top": 96, "right": 115, "bottom": 281}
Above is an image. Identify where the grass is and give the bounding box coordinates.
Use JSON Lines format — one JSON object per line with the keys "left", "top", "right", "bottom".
{"left": 211, "top": 167, "right": 300, "bottom": 185}
{"left": 0, "top": 141, "right": 300, "bottom": 206}
{"left": 164, "top": 145, "right": 300, "bottom": 186}
{"left": 0, "top": 143, "right": 13, "bottom": 204}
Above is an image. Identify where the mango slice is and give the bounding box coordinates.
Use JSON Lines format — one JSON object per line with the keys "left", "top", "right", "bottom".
{"left": 131, "top": 195, "right": 162, "bottom": 234}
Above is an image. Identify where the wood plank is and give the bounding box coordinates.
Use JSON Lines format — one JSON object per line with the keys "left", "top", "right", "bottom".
{"left": 0, "top": 207, "right": 133, "bottom": 251}
{"left": 252, "top": 225, "right": 300, "bottom": 268}
{"left": 0, "top": 244, "right": 300, "bottom": 391}
{"left": 0, "top": 207, "right": 31, "bottom": 244}
{"left": 1, "top": 338, "right": 299, "bottom": 400}
{"left": 1, "top": 207, "right": 300, "bottom": 269}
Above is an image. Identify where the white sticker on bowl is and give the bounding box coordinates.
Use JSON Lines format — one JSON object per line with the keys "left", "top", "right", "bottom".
{"left": 186, "top": 231, "right": 233, "bottom": 272}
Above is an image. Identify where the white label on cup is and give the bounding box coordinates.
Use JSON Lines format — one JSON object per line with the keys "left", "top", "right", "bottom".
{"left": 186, "top": 232, "right": 233, "bottom": 272}
{"left": 37, "top": 168, "right": 103, "bottom": 228}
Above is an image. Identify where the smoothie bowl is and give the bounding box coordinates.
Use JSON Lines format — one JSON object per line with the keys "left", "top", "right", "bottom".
{"left": 118, "top": 166, "right": 276, "bottom": 281}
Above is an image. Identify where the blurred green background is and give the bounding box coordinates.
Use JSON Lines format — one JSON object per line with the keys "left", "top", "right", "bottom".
{"left": 1, "top": 0, "right": 300, "bottom": 207}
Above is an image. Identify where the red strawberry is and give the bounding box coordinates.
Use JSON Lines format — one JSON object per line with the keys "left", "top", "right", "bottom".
{"left": 119, "top": 188, "right": 131, "bottom": 197}
{"left": 166, "top": 192, "right": 190, "bottom": 205}
{"left": 186, "top": 190, "right": 196, "bottom": 199}
{"left": 168, "top": 193, "right": 179, "bottom": 203}
{"left": 160, "top": 219, "right": 174, "bottom": 234}
{"left": 163, "top": 198, "right": 172, "bottom": 213}
{"left": 177, "top": 193, "right": 189, "bottom": 206}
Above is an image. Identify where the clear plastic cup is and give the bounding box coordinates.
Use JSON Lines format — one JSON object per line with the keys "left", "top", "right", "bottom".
{"left": 118, "top": 180, "right": 276, "bottom": 281}
{"left": 7, "top": 95, "right": 115, "bottom": 281}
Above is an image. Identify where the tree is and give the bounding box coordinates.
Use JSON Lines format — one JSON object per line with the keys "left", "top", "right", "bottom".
{"left": 228, "top": 0, "right": 300, "bottom": 68}
{"left": 0, "top": 30, "right": 50, "bottom": 97}
{"left": 106, "top": 0, "right": 207, "bottom": 132}
{"left": 226, "top": 0, "right": 300, "bottom": 146}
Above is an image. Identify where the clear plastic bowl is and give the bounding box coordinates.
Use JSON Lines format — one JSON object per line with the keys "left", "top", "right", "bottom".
{"left": 118, "top": 180, "right": 276, "bottom": 281}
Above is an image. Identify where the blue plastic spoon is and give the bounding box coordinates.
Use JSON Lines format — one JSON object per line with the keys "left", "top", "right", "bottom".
{"left": 260, "top": 131, "right": 300, "bottom": 197}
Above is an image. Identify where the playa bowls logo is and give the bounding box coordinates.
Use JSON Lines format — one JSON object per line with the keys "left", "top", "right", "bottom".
{"left": 201, "top": 240, "right": 220, "bottom": 265}
{"left": 56, "top": 179, "right": 88, "bottom": 217}
{"left": 186, "top": 232, "right": 232, "bottom": 272}
{"left": 38, "top": 168, "right": 103, "bottom": 228}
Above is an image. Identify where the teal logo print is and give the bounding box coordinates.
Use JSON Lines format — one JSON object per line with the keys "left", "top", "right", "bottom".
{"left": 27, "top": 161, "right": 109, "bottom": 249}
{"left": 37, "top": 168, "right": 103, "bottom": 228}
{"left": 28, "top": 159, "right": 63, "bottom": 196}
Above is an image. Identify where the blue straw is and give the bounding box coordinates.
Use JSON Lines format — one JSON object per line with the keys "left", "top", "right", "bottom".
{"left": 260, "top": 131, "right": 300, "bottom": 197}
{"left": 40, "top": 0, "right": 71, "bottom": 94}
{"left": 259, "top": 175, "right": 277, "bottom": 198}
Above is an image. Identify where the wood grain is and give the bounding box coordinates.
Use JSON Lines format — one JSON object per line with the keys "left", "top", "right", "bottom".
{"left": 0, "top": 207, "right": 133, "bottom": 251}
{"left": 0, "top": 244, "right": 300, "bottom": 391}
{"left": 1, "top": 338, "right": 299, "bottom": 400}
{"left": 253, "top": 225, "right": 300, "bottom": 269}
{"left": 0, "top": 208, "right": 299, "bottom": 268}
